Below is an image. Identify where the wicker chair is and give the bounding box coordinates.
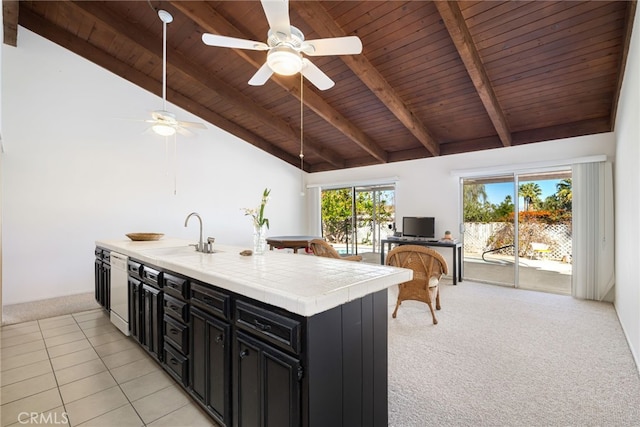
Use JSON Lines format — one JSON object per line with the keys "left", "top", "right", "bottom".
{"left": 309, "top": 239, "right": 362, "bottom": 262}
{"left": 386, "top": 245, "right": 448, "bottom": 324}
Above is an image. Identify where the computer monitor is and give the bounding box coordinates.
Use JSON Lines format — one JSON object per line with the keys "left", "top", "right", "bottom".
{"left": 402, "top": 216, "right": 435, "bottom": 238}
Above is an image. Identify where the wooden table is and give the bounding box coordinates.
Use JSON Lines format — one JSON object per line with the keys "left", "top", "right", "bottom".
{"left": 266, "top": 235, "right": 322, "bottom": 254}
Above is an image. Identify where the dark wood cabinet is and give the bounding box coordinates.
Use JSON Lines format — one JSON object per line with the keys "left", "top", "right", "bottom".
{"left": 235, "top": 330, "right": 301, "bottom": 427}
{"left": 127, "top": 261, "right": 163, "bottom": 362}
{"left": 233, "top": 300, "right": 302, "bottom": 427}
{"left": 164, "top": 342, "right": 188, "bottom": 385}
{"left": 190, "top": 282, "right": 232, "bottom": 427}
{"left": 128, "top": 277, "right": 142, "bottom": 343}
{"left": 94, "top": 247, "right": 110, "bottom": 310}
{"left": 103, "top": 247, "right": 389, "bottom": 427}
{"left": 162, "top": 272, "right": 191, "bottom": 387}
{"left": 128, "top": 260, "right": 143, "bottom": 343}
{"left": 141, "top": 283, "right": 163, "bottom": 360}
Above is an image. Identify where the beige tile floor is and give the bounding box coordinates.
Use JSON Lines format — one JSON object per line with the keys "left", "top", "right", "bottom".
{"left": 0, "top": 309, "right": 219, "bottom": 427}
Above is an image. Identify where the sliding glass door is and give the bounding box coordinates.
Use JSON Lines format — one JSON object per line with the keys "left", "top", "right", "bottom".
{"left": 462, "top": 170, "right": 572, "bottom": 294}
{"left": 516, "top": 171, "right": 572, "bottom": 294}
{"left": 462, "top": 175, "right": 516, "bottom": 287}
{"left": 320, "top": 185, "right": 395, "bottom": 261}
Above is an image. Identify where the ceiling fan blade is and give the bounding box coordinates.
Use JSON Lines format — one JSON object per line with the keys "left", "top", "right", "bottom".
{"left": 202, "top": 33, "right": 268, "bottom": 51}
{"left": 177, "top": 127, "right": 195, "bottom": 137}
{"left": 177, "top": 120, "right": 207, "bottom": 129}
{"left": 249, "top": 62, "right": 275, "bottom": 86}
{"left": 261, "top": 0, "right": 291, "bottom": 38}
{"left": 301, "top": 58, "right": 334, "bottom": 90}
{"left": 303, "top": 36, "right": 363, "bottom": 56}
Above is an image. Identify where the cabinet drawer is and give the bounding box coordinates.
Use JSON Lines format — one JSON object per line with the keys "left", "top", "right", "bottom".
{"left": 163, "top": 343, "right": 188, "bottom": 386}
{"left": 235, "top": 301, "right": 301, "bottom": 355}
{"left": 164, "top": 294, "right": 188, "bottom": 323}
{"left": 164, "top": 315, "right": 189, "bottom": 354}
{"left": 142, "top": 266, "right": 162, "bottom": 287}
{"left": 127, "top": 260, "right": 142, "bottom": 279}
{"left": 163, "top": 273, "right": 189, "bottom": 299}
{"left": 190, "top": 282, "right": 230, "bottom": 321}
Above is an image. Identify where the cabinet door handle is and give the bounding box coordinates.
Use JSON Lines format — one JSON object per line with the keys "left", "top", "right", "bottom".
{"left": 202, "top": 296, "right": 214, "bottom": 305}
{"left": 215, "top": 334, "right": 224, "bottom": 343}
{"left": 170, "top": 358, "right": 178, "bottom": 365}
{"left": 254, "top": 319, "right": 271, "bottom": 332}
{"left": 170, "top": 328, "right": 179, "bottom": 334}
{"left": 169, "top": 305, "right": 179, "bottom": 311}
{"left": 240, "top": 349, "right": 249, "bottom": 359}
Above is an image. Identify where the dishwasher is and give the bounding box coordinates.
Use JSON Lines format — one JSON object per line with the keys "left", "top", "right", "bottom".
{"left": 110, "top": 252, "right": 130, "bottom": 336}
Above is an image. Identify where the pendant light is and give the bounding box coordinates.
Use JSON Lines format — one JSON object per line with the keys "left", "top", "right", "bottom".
{"left": 147, "top": 9, "right": 205, "bottom": 136}
{"left": 299, "top": 74, "right": 305, "bottom": 197}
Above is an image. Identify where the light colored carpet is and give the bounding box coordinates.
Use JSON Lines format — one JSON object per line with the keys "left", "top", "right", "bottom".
{"left": 388, "top": 280, "right": 640, "bottom": 426}
{"left": 2, "top": 292, "right": 100, "bottom": 325}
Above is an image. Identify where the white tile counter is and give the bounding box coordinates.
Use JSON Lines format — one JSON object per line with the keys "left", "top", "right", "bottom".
{"left": 96, "top": 238, "right": 412, "bottom": 317}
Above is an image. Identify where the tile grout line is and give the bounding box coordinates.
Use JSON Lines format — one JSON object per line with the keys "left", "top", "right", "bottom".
{"left": 0, "top": 323, "right": 56, "bottom": 427}
{"left": 70, "top": 310, "right": 144, "bottom": 427}
{"left": 69, "top": 310, "right": 194, "bottom": 427}
{"left": 36, "top": 317, "right": 71, "bottom": 427}
{"left": 2, "top": 310, "right": 206, "bottom": 427}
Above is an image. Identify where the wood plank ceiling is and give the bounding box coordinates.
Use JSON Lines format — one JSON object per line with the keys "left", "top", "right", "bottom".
{"left": 4, "top": 1, "right": 636, "bottom": 172}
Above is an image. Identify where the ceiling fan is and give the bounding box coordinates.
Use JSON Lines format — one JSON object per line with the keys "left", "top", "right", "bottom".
{"left": 148, "top": 9, "right": 206, "bottom": 137}
{"left": 201, "top": 0, "right": 362, "bottom": 90}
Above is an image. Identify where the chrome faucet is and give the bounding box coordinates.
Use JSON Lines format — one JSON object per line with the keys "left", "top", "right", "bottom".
{"left": 184, "top": 212, "right": 215, "bottom": 253}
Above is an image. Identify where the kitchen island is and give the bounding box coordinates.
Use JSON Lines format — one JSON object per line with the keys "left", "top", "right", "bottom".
{"left": 95, "top": 238, "right": 412, "bottom": 427}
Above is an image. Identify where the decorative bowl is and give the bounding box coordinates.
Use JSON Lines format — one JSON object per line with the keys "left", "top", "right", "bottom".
{"left": 126, "top": 233, "right": 164, "bottom": 241}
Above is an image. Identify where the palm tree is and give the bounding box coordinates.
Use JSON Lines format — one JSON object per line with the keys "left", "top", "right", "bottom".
{"left": 556, "top": 179, "right": 572, "bottom": 211}
{"left": 519, "top": 182, "right": 542, "bottom": 211}
{"left": 464, "top": 183, "right": 487, "bottom": 205}
{"left": 463, "top": 183, "right": 489, "bottom": 222}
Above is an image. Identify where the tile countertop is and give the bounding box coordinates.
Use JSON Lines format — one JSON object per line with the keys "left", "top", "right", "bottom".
{"left": 96, "top": 238, "right": 413, "bottom": 317}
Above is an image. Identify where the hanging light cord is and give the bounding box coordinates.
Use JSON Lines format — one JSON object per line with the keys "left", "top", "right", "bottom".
{"left": 299, "top": 74, "right": 305, "bottom": 196}
{"left": 161, "top": 17, "right": 168, "bottom": 111}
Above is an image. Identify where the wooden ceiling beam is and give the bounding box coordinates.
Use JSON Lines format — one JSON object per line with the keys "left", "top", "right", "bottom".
{"left": 434, "top": 1, "right": 512, "bottom": 148}
{"left": 295, "top": 1, "right": 441, "bottom": 157}
{"left": 18, "top": 4, "right": 307, "bottom": 170}
{"left": 170, "top": 1, "right": 387, "bottom": 164}
{"left": 67, "top": 1, "right": 344, "bottom": 168}
{"left": 3, "top": 0, "right": 18, "bottom": 47}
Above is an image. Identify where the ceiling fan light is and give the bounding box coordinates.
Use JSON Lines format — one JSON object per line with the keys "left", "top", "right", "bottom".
{"left": 152, "top": 123, "right": 176, "bottom": 137}
{"left": 267, "top": 46, "right": 303, "bottom": 76}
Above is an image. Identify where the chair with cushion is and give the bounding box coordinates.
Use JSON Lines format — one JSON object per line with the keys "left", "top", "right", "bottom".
{"left": 386, "top": 245, "right": 448, "bottom": 324}
{"left": 309, "top": 239, "right": 362, "bottom": 262}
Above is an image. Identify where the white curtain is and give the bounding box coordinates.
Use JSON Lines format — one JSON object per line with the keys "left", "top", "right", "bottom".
{"left": 571, "top": 161, "right": 615, "bottom": 301}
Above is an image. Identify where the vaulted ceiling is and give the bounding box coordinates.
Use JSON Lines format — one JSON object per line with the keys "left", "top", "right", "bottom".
{"left": 3, "top": 1, "right": 636, "bottom": 172}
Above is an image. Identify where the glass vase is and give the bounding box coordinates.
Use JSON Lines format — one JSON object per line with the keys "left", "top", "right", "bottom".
{"left": 253, "top": 224, "right": 267, "bottom": 255}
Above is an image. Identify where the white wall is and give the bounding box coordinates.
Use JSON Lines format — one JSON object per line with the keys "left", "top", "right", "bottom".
{"left": 614, "top": 8, "right": 640, "bottom": 365}
{"left": 1, "top": 28, "right": 307, "bottom": 305}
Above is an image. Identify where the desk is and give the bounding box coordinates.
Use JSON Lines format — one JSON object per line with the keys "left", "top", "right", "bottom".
{"left": 380, "top": 238, "right": 463, "bottom": 285}
{"left": 266, "top": 236, "right": 321, "bottom": 254}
